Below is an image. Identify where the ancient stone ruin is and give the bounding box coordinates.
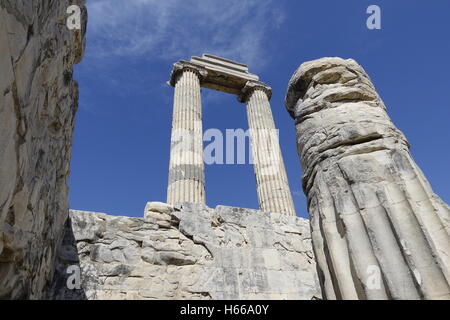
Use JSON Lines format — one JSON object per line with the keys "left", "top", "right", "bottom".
{"left": 50, "top": 204, "right": 319, "bottom": 299}
{"left": 0, "top": 0, "right": 86, "bottom": 299}
{"left": 167, "top": 54, "right": 296, "bottom": 216}
{"left": 285, "top": 57, "right": 450, "bottom": 299}
{"left": 0, "top": 1, "right": 449, "bottom": 300}
{"left": 48, "top": 54, "right": 320, "bottom": 300}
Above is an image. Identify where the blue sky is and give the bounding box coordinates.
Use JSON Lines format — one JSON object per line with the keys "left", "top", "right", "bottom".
{"left": 70, "top": 0, "right": 450, "bottom": 219}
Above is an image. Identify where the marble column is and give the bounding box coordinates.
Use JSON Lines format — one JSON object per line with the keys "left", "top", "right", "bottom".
{"left": 285, "top": 57, "right": 450, "bottom": 300}
{"left": 167, "top": 63, "right": 206, "bottom": 204}
{"left": 240, "top": 81, "right": 296, "bottom": 216}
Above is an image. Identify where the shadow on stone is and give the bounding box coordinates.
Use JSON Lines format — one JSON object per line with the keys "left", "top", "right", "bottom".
{"left": 47, "top": 216, "right": 87, "bottom": 300}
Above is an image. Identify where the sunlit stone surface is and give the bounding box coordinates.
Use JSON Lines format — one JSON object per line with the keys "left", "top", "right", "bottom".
{"left": 285, "top": 57, "right": 450, "bottom": 300}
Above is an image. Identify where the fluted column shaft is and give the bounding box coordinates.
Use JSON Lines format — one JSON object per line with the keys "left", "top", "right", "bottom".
{"left": 167, "top": 69, "right": 205, "bottom": 204}
{"left": 245, "top": 86, "right": 296, "bottom": 216}
{"left": 285, "top": 57, "right": 450, "bottom": 300}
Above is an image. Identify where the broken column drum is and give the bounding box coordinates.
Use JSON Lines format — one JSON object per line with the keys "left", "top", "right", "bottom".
{"left": 285, "top": 57, "right": 450, "bottom": 300}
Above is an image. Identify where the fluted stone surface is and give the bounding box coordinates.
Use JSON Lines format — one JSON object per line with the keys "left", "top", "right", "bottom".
{"left": 244, "top": 85, "right": 296, "bottom": 216}
{"left": 50, "top": 203, "right": 320, "bottom": 300}
{"left": 167, "top": 70, "right": 205, "bottom": 204}
{"left": 285, "top": 57, "right": 450, "bottom": 300}
{"left": 0, "top": 0, "right": 86, "bottom": 299}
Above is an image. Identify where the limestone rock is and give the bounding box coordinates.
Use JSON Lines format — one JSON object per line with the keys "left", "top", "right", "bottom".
{"left": 144, "top": 201, "right": 177, "bottom": 224}
{"left": 50, "top": 204, "right": 321, "bottom": 300}
{"left": 0, "top": 1, "right": 86, "bottom": 299}
{"left": 145, "top": 201, "right": 175, "bottom": 215}
{"left": 285, "top": 57, "right": 450, "bottom": 299}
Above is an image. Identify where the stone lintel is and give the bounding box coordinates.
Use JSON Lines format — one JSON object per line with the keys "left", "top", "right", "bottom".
{"left": 169, "top": 54, "right": 262, "bottom": 96}
{"left": 202, "top": 53, "right": 249, "bottom": 68}
{"left": 238, "top": 80, "right": 272, "bottom": 103}
{"left": 191, "top": 55, "right": 252, "bottom": 76}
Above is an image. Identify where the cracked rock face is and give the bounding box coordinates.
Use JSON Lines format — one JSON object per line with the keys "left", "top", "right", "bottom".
{"left": 50, "top": 203, "right": 321, "bottom": 300}
{"left": 0, "top": 1, "right": 86, "bottom": 299}
{"left": 285, "top": 57, "right": 450, "bottom": 300}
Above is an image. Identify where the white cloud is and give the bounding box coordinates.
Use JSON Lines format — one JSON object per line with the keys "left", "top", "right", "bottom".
{"left": 86, "top": 0, "right": 284, "bottom": 69}
{"left": 292, "top": 190, "right": 304, "bottom": 198}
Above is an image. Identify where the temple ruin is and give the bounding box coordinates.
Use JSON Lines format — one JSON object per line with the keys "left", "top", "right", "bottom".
{"left": 285, "top": 57, "right": 450, "bottom": 299}
{"left": 1, "top": 1, "right": 449, "bottom": 300}
{"left": 167, "top": 54, "right": 296, "bottom": 216}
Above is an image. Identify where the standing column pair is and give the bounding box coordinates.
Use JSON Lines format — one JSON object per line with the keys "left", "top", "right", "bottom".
{"left": 166, "top": 63, "right": 296, "bottom": 217}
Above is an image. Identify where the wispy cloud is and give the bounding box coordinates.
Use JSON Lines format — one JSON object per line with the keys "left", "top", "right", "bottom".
{"left": 86, "top": 0, "right": 284, "bottom": 69}
{"left": 292, "top": 190, "right": 304, "bottom": 198}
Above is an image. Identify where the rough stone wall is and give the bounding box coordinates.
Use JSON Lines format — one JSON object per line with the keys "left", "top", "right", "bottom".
{"left": 0, "top": 1, "right": 86, "bottom": 299}
{"left": 285, "top": 57, "right": 450, "bottom": 299}
{"left": 50, "top": 203, "right": 320, "bottom": 300}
